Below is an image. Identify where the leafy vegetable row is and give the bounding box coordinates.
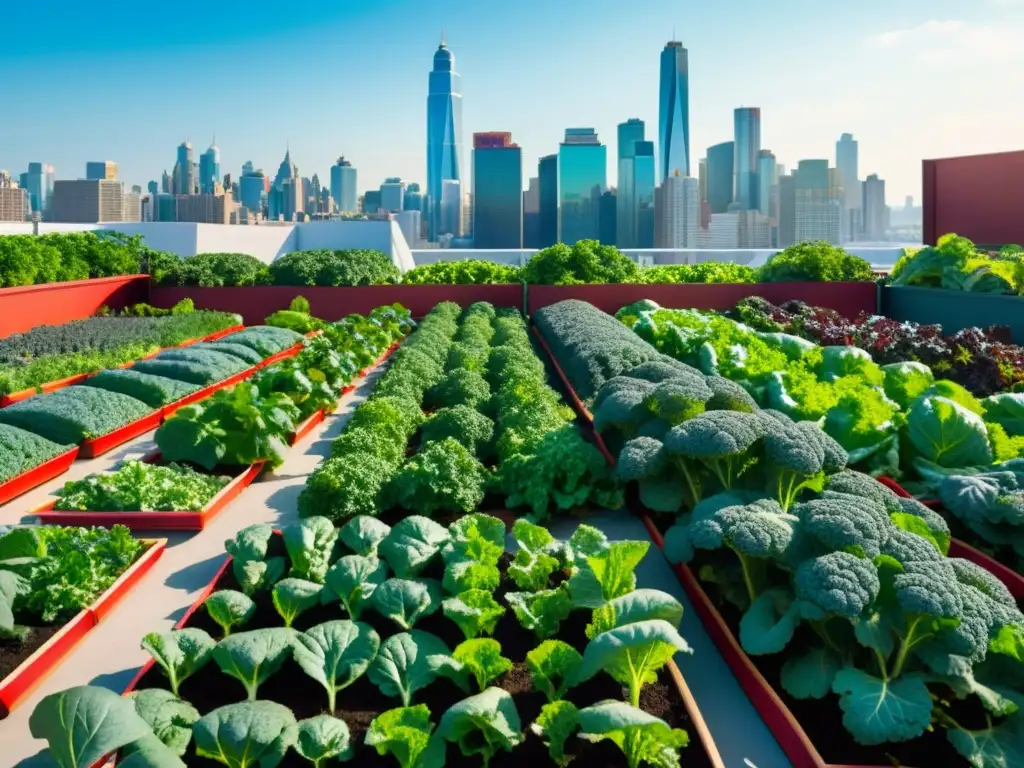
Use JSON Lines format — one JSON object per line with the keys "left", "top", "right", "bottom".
{"left": 28, "top": 512, "right": 695, "bottom": 768}
{"left": 890, "top": 233, "right": 1024, "bottom": 295}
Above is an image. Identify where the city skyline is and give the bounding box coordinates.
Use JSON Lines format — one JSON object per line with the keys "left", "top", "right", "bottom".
{"left": 3, "top": 1, "right": 1021, "bottom": 204}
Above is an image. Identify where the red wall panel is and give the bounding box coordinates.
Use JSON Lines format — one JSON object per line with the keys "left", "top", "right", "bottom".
{"left": 149, "top": 284, "right": 524, "bottom": 323}
{"left": 923, "top": 150, "right": 1024, "bottom": 247}
{"left": 0, "top": 276, "right": 150, "bottom": 338}
{"left": 527, "top": 282, "right": 877, "bottom": 318}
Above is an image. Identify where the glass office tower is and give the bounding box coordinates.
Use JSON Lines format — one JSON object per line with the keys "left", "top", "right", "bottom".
{"left": 472, "top": 132, "right": 523, "bottom": 248}
{"left": 557, "top": 129, "right": 606, "bottom": 245}
{"left": 658, "top": 41, "right": 690, "bottom": 180}
{"left": 616, "top": 118, "right": 645, "bottom": 249}
{"left": 733, "top": 107, "right": 761, "bottom": 210}
{"left": 538, "top": 154, "right": 558, "bottom": 248}
{"left": 707, "top": 141, "right": 734, "bottom": 214}
{"left": 426, "top": 40, "right": 464, "bottom": 241}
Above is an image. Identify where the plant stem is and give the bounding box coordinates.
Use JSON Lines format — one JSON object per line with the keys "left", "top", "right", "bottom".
{"left": 736, "top": 551, "right": 759, "bottom": 605}
{"left": 891, "top": 616, "right": 922, "bottom": 679}
{"left": 675, "top": 458, "right": 702, "bottom": 509}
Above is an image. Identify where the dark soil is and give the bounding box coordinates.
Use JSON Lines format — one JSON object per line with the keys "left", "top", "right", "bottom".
{"left": 133, "top": 546, "right": 712, "bottom": 768}
{"left": 684, "top": 550, "right": 977, "bottom": 768}
{"left": 0, "top": 625, "right": 62, "bottom": 693}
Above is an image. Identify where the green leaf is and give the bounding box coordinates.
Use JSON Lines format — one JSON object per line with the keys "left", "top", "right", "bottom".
{"left": 567, "top": 540, "right": 649, "bottom": 609}
{"left": 339, "top": 516, "right": 391, "bottom": 557}
{"left": 508, "top": 520, "right": 561, "bottom": 591}
{"left": 365, "top": 706, "right": 446, "bottom": 768}
{"left": 890, "top": 511, "right": 949, "bottom": 556}
{"left": 442, "top": 559, "right": 500, "bottom": 594}
{"left": 373, "top": 578, "right": 442, "bottom": 630}
{"left": 506, "top": 587, "right": 573, "bottom": 640}
{"left": 193, "top": 700, "right": 298, "bottom": 768}
{"left": 29, "top": 685, "right": 152, "bottom": 768}
{"left": 324, "top": 554, "right": 388, "bottom": 620}
{"left": 141, "top": 628, "right": 216, "bottom": 698}
{"left": 448, "top": 513, "right": 506, "bottom": 552}
{"left": 854, "top": 612, "right": 896, "bottom": 657}
{"left": 586, "top": 589, "right": 684, "bottom": 640}
{"left": 525, "top": 640, "right": 582, "bottom": 703}
{"left": 131, "top": 689, "right": 200, "bottom": 757}
{"left": 379, "top": 516, "right": 450, "bottom": 578}
{"left": 779, "top": 648, "right": 842, "bottom": 700}
{"left": 453, "top": 638, "right": 513, "bottom": 692}
{"left": 271, "top": 578, "right": 322, "bottom": 628}
{"left": 576, "top": 701, "right": 690, "bottom": 768}
{"left": 213, "top": 628, "right": 297, "bottom": 701}
{"left": 204, "top": 590, "right": 256, "bottom": 639}
{"left": 442, "top": 589, "right": 505, "bottom": 640}
{"left": 118, "top": 732, "right": 189, "bottom": 767}
{"left": 295, "top": 715, "right": 353, "bottom": 766}
{"left": 367, "top": 630, "right": 465, "bottom": 707}
{"left": 947, "top": 714, "right": 1024, "bottom": 768}
{"left": 530, "top": 701, "right": 579, "bottom": 767}
{"left": 831, "top": 667, "right": 933, "bottom": 746}
{"left": 437, "top": 687, "right": 524, "bottom": 764}
{"left": 738, "top": 588, "right": 801, "bottom": 656}
{"left": 292, "top": 620, "right": 380, "bottom": 712}
{"left": 990, "top": 624, "right": 1024, "bottom": 662}
{"left": 283, "top": 516, "right": 338, "bottom": 584}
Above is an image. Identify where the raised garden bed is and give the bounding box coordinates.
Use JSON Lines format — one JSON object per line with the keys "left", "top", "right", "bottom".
{"left": 112, "top": 520, "right": 723, "bottom": 768}
{"left": 78, "top": 408, "right": 165, "bottom": 459}
{"left": 32, "top": 452, "right": 264, "bottom": 531}
{"left": 0, "top": 535, "right": 166, "bottom": 718}
{"left": 0, "top": 446, "right": 79, "bottom": 507}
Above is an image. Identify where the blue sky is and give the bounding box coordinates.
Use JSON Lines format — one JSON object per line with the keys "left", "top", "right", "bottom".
{"left": 4, "top": 0, "right": 1023, "bottom": 204}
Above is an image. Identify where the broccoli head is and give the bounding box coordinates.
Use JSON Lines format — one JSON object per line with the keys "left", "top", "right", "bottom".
{"left": 626, "top": 357, "right": 703, "bottom": 383}
{"left": 826, "top": 470, "right": 903, "bottom": 514}
{"left": 705, "top": 375, "right": 760, "bottom": 413}
{"left": 795, "top": 551, "right": 880, "bottom": 618}
{"left": 664, "top": 410, "right": 767, "bottom": 494}
{"left": 420, "top": 405, "right": 495, "bottom": 456}
{"left": 592, "top": 377, "right": 657, "bottom": 435}
{"left": 643, "top": 377, "right": 713, "bottom": 424}
{"left": 636, "top": 417, "right": 672, "bottom": 440}
{"left": 796, "top": 493, "right": 893, "bottom": 558}
{"left": 893, "top": 559, "right": 964, "bottom": 621}
{"left": 614, "top": 437, "right": 668, "bottom": 482}
{"left": 893, "top": 497, "right": 951, "bottom": 555}
{"left": 880, "top": 528, "right": 944, "bottom": 564}
{"left": 759, "top": 411, "right": 835, "bottom": 510}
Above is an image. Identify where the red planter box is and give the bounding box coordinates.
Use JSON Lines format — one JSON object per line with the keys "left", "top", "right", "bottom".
{"left": 0, "top": 538, "right": 165, "bottom": 718}
{"left": 78, "top": 409, "right": 164, "bottom": 459}
{"left": 200, "top": 324, "right": 244, "bottom": 342}
{"left": 0, "top": 447, "right": 79, "bottom": 507}
{"left": 32, "top": 455, "right": 263, "bottom": 532}
{"left": 0, "top": 275, "right": 149, "bottom": 339}
{"left": 527, "top": 282, "right": 878, "bottom": 319}
{"left": 288, "top": 410, "right": 327, "bottom": 446}
{"left": 877, "top": 476, "right": 1024, "bottom": 600}
{"left": 148, "top": 284, "right": 524, "bottom": 325}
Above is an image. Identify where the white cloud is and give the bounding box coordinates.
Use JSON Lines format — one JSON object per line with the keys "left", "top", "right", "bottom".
{"left": 868, "top": 19, "right": 1022, "bottom": 63}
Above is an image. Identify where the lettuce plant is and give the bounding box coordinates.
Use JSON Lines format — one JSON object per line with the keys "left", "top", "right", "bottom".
{"left": 437, "top": 687, "right": 524, "bottom": 767}
{"left": 283, "top": 516, "right": 337, "bottom": 584}
{"left": 271, "top": 578, "right": 322, "bottom": 627}
{"left": 365, "top": 705, "right": 446, "bottom": 768}
{"left": 585, "top": 589, "right": 684, "bottom": 640}
{"left": 442, "top": 589, "right": 505, "bottom": 639}
{"left": 567, "top": 538, "right": 650, "bottom": 609}
{"left": 508, "top": 519, "right": 563, "bottom": 591}
{"left": 292, "top": 620, "right": 380, "bottom": 712}
{"left": 367, "top": 631, "right": 465, "bottom": 706}
{"left": 212, "top": 627, "right": 297, "bottom": 701}
{"left": 387, "top": 438, "right": 487, "bottom": 517}
{"left": 453, "top": 639, "right": 512, "bottom": 692}
{"left": 442, "top": 513, "right": 504, "bottom": 595}
{"left": 577, "top": 700, "right": 690, "bottom": 768}
{"left": 506, "top": 587, "right": 573, "bottom": 640}
{"left": 204, "top": 590, "right": 256, "bottom": 638}
{"left": 130, "top": 688, "right": 200, "bottom": 757}
{"left": 531, "top": 700, "right": 579, "bottom": 767}
{"left": 295, "top": 715, "right": 353, "bottom": 767}
{"left": 379, "top": 516, "right": 449, "bottom": 578}
{"left": 141, "top": 628, "right": 216, "bottom": 697}
{"left": 325, "top": 553, "right": 388, "bottom": 620}
{"left": 193, "top": 700, "right": 297, "bottom": 768}
{"left": 374, "top": 578, "right": 443, "bottom": 630}
{"left": 526, "top": 640, "right": 582, "bottom": 702}
{"left": 225, "top": 524, "right": 286, "bottom": 596}
{"left": 339, "top": 515, "right": 391, "bottom": 557}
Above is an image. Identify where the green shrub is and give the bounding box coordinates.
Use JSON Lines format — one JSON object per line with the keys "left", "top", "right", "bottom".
{"left": 159, "top": 252, "right": 270, "bottom": 287}
{"left": 402, "top": 260, "right": 522, "bottom": 284}
{"left": 80, "top": 369, "right": 200, "bottom": 407}
{"left": 522, "top": 240, "right": 641, "bottom": 285}
{"left": 0, "top": 385, "right": 153, "bottom": 444}
{"left": 268, "top": 249, "right": 400, "bottom": 286}
{"left": 758, "top": 241, "right": 876, "bottom": 283}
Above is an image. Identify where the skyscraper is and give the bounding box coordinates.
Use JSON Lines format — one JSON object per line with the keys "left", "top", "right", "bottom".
{"left": 174, "top": 142, "right": 196, "bottom": 195}
{"left": 86, "top": 161, "right": 117, "bottom": 181}
{"left": 794, "top": 159, "right": 841, "bottom": 244}
{"left": 426, "top": 36, "right": 464, "bottom": 241}
{"left": 20, "top": 162, "right": 54, "bottom": 216}
{"left": 862, "top": 173, "right": 888, "bottom": 241}
{"left": 757, "top": 150, "right": 776, "bottom": 218}
{"left": 268, "top": 149, "right": 302, "bottom": 222}
{"left": 658, "top": 41, "right": 690, "bottom": 180}
{"left": 380, "top": 178, "right": 406, "bottom": 213}
{"left": 523, "top": 177, "right": 540, "bottom": 248}
{"left": 239, "top": 169, "right": 265, "bottom": 214}
{"left": 706, "top": 141, "right": 734, "bottom": 214}
{"left": 538, "top": 154, "right": 558, "bottom": 248}
{"left": 557, "top": 128, "right": 606, "bottom": 245}
{"left": 733, "top": 107, "right": 761, "bottom": 210}
{"left": 655, "top": 171, "right": 700, "bottom": 248}
{"left": 471, "top": 132, "right": 522, "bottom": 248}
{"left": 616, "top": 118, "right": 645, "bottom": 249}
{"left": 634, "top": 141, "right": 656, "bottom": 248}
{"left": 836, "top": 133, "right": 860, "bottom": 241}
{"left": 331, "top": 157, "right": 357, "bottom": 213}
{"left": 199, "top": 141, "right": 221, "bottom": 194}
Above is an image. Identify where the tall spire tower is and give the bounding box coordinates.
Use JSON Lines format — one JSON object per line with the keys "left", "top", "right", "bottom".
{"left": 426, "top": 35, "right": 464, "bottom": 241}
{"left": 658, "top": 39, "right": 690, "bottom": 180}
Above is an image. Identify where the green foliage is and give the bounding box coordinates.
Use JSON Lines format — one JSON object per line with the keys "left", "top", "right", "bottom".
{"left": 53, "top": 459, "right": 229, "bottom": 512}
{"left": 387, "top": 438, "right": 487, "bottom": 517}
{"left": 0, "top": 230, "right": 148, "bottom": 288}
{"left": 157, "top": 251, "right": 270, "bottom": 287}
{"left": 890, "top": 233, "right": 1024, "bottom": 294}
{"left": 759, "top": 241, "right": 876, "bottom": 283}
{"left": 268, "top": 249, "right": 400, "bottom": 286}
{"left": 642, "top": 262, "right": 757, "bottom": 284}
{"left": 453, "top": 638, "right": 512, "bottom": 692}
{"left": 0, "top": 423, "right": 72, "bottom": 484}
{"left": 420, "top": 405, "right": 494, "bottom": 456}
{"left": 403, "top": 260, "right": 522, "bottom": 284}
{"left": 366, "top": 705, "right": 446, "bottom": 768}
{"left": 291, "top": 620, "right": 380, "bottom": 711}
{"left": 81, "top": 368, "right": 201, "bottom": 407}
{"left": 522, "top": 240, "right": 641, "bottom": 285}
{"left": 203, "top": 590, "right": 256, "bottom": 638}
{"left": 0, "top": 384, "right": 153, "bottom": 444}
{"left": 526, "top": 640, "right": 583, "bottom": 702}
{"left": 437, "top": 687, "right": 524, "bottom": 765}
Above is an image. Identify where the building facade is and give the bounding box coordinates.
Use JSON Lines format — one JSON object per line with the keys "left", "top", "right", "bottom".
{"left": 0, "top": 172, "right": 26, "bottom": 222}
{"left": 380, "top": 178, "right": 406, "bottom": 213}
{"left": 331, "top": 158, "right": 357, "bottom": 213}
{"left": 174, "top": 142, "right": 196, "bottom": 195}
{"left": 538, "top": 154, "right": 558, "bottom": 248}
{"left": 836, "top": 133, "right": 860, "bottom": 241}
{"left": 706, "top": 141, "right": 734, "bottom": 214}
{"left": 426, "top": 39, "right": 464, "bottom": 241}
{"left": 557, "top": 128, "right": 606, "bottom": 245}
{"left": 757, "top": 150, "right": 776, "bottom": 218}
{"left": 634, "top": 141, "right": 655, "bottom": 248}
{"left": 654, "top": 172, "right": 700, "bottom": 248}
{"left": 19, "top": 162, "right": 55, "bottom": 217}
{"left": 51, "top": 179, "right": 125, "bottom": 223}
{"left": 794, "top": 159, "right": 841, "bottom": 244}
{"left": 175, "top": 192, "right": 235, "bottom": 224}
{"left": 523, "top": 177, "right": 540, "bottom": 248}
{"left": 862, "top": 173, "right": 888, "bottom": 241}
{"left": 199, "top": 142, "right": 221, "bottom": 194}
{"left": 616, "top": 118, "right": 646, "bottom": 249}
{"left": 85, "top": 161, "right": 117, "bottom": 181}
{"left": 658, "top": 41, "right": 690, "bottom": 179}
{"left": 471, "top": 132, "right": 523, "bottom": 249}
{"left": 733, "top": 107, "right": 761, "bottom": 210}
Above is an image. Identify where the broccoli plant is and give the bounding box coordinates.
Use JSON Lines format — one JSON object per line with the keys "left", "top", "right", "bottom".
{"left": 760, "top": 410, "right": 847, "bottom": 511}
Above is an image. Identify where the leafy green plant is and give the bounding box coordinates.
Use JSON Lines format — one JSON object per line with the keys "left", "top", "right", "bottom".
{"left": 159, "top": 251, "right": 270, "bottom": 287}
{"left": 585, "top": 589, "right": 684, "bottom": 640}
{"left": 271, "top": 578, "right": 322, "bottom": 627}
{"left": 325, "top": 554, "right": 388, "bottom": 620}
{"left": 567, "top": 539, "right": 650, "bottom": 609}
{"left": 367, "top": 630, "right": 465, "bottom": 706}
{"left": 508, "top": 520, "right": 563, "bottom": 591}
{"left": 531, "top": 700, "right": 579, "bottom": 767}
{"left": 379, "top": 516, "right": 450, "bottom": 577}
{"left": 212, "top": 627, "right": 297, "bottom": 700}
{"left": 365, "top": 705, "right": 446, "bottom": 768}
{"left": 373, "top": 578, "right": 443, "bottom": 629}
{"left": 0, "top": 384, "right": 154, "bottom": 445}
{"left": 506, "top": 587, "right": 573, "bottom": 640}
{"left": 292, "top": 620, "right": 380, "bottom": 711}
{"left": 192, "top": 700, "right": 297, "bottom": 767}
{"left": 403, "top": 260, "right": 522, "bottom": 285}
{"left": 388, "top": 438, "right": 488, "bottom": 517}
{"left": 295, "top": 714, "right": 353, "bottom": 767}
{"left": 339, "top": 515, "right": 391, "bottom": 557}
{"left": 526, "top": 640, "right": 583, "bottom": 702}
{"left": 141, "top": 628, "right": 216, "bottom": 697}
{"left": 522, "top": 240, "right": 641, "bottom": 285}
{"left": 437, "top": 687, "right": 524, "bottom": 766}
{"left": 577, "top": 701, "right": 690, "bottom": 768}
{"left": 204, "top": 590, "right": 256, "bottom": 638}
{"left": 53, "top": 459, "right": 229, "bottom": 512}
{"left": 759, "top": 241, "right": 876, "bottom": 283}
{"left": 453, "top": 638, "right": 512, "bottom": 692}
{"left": 283, "top": 516, "right": 338, "bottom": 584}
{"left": 268, "top": 249, "right": 400, "bottom": 287}
{"left": 131, "top": 688, "right": 200, "bottom": 757}
{"left": 443, "top": 589, "right": 506, "bottom": 639}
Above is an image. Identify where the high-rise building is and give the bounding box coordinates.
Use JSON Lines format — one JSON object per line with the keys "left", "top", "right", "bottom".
{"left": 51, "top": 180, "right": 125, "bottom": 223}
{"left": 557, "top": 128, "right": 606, "bottom": 245}
{"left": 330, "top": 157, "right": 357, "bottom": 213}
{"left": 122, "top": 190, "right": 142, "bottom": 222}
{"left": 538, "top": 155, "right": 558, "bottom": 248}
{"left": 175, "top": 191, "right": 236, "bottom": 224}
{"left": 239, "top": 170, "right": 265, "bottom": 214}
{"left": 634, "top": 141, "right": 656, "bottom": 248}
{"left": 778, "top": 174, "right": 796, "bottom": 247}
{"left": 654, "top": 171, "right": 700, "bottom": 248}
{"left": 19, "top": 162, "right": 55, "bottom": 217}
{"left": 836, "top": 133, "right": 861, "bottom": 242}
{"left": 268, "top": 149, "right": 302, "bottom": 222}
{"left": 862, "top": 173, "right": 888, "bottom": 241}
{"left": 0, "top": 171, "right": 26, "bottom": 222}
{"left": 86, "top": 161, "right": 117, "bottom": 181}
{"left": 757, "top": 150, "right": 776, "bottom": 217}
{"left": 404, "top": 183, "right": 425, "bottom": 215}
{"left": 616, "top": 118, "right": 645, "bottom": 249}
{"left": 396, "top": 209, "right": 422, "bottom": 247}
{"left": 523, "top": 177, "right": 540, "bottom": 248}
{"left": 174, "top": 142, "right": 196, "bottom": 195}
{"left": 439, "top": 180, "right": 463, "bottom": 238}
{"left": 199, "top": 141, "right": 221, "bottom": 194}
{"left": 380, "top": 178, "right": 406, "bottom": 213}
{"left": 794, "top": 159, "right": 841, "bottom": 244}
{"left": 733, "top": 107, "right": 761, "bottom": 210}
{"left": 658, "top": 40, "right": 690, "bottom": 180}
{"left": 147, "top": 180, "right": 159, "bottom": 196}
{"left": 161, "top": 170, "right": 171, "bottom": 194}
{"left": 426, "top": 37, "right": 464, "bottom": 241}
{"left": 471, "top": 132, "right": 523, "bottom": 248}
{"left": 697, "top": 158, "right": 707, "bottom": 204}
{"left": 599, "top": 190, "right": 617, "bottom": 246}
{"left": 706, "top": 141, "right": 734, "bottom": 214}
{"left": 362, "top": 190, "right": 382, "bottom": 214}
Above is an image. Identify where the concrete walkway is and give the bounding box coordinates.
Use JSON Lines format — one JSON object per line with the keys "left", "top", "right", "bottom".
{"left": 0, "top": 367, "right": 793, "bottom": 768}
